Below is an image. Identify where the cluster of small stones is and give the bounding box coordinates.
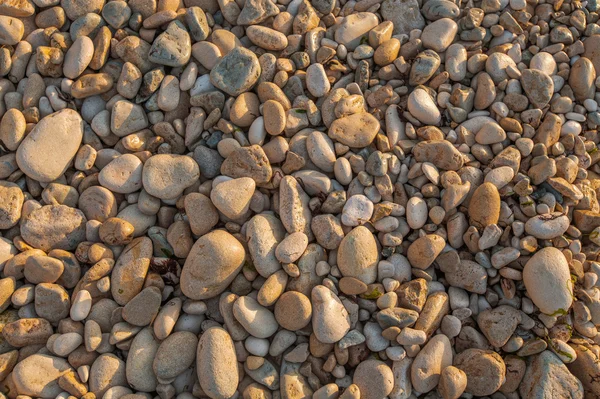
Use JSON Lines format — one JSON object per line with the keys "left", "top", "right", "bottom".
{"left": 2, "top": 0, "right": 600, "bottom": 397}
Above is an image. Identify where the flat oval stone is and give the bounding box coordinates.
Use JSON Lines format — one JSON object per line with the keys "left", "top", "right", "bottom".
{"left": 337, "top": 226, "right": 378, "bottom": 284}
{"left": 353, "top": 359, "right": 394, "bottom": 399}
{"left": 408, "top": 88, "right": 441, "bottom": 125}
{"left": 197, "top": 327, "right": 239, "bottom": 398}
{"left": 21, "top": 205, "right": 86, "bottom": 251}
{"left": 153, "top": 331, "right": 198, "bottom": 380}
{"left": 142, "top": 154, "right": 200, "bottom": 200}
{"left": 89, "top": 354, "right": 127, "bottom": 398}
{"left": 99, "top": 154, "right": 144, "bottom": 194}
{"left": 524, "top": 212, "right": 570, "bottom": 239}
{"left": 12, "top": 354, "right": 72, "bottom": 398}
{"left": 523, "top": 247, "right": 573, "bottom": 315}
{"left": 210, "top": 47, "right": 261, "bottom": 96}
{"left": 16, "top": 109, "right": 84, "bottom": 182}
{"left": 328, "top": 112, "right": 380, "bottom": 148}
{"left": 126, "top": 327, "right": 158, "bottom": 392}
{"left": 233, "top": 296, "right": 278, "bottom": 338}
{"left": 180, "top": 230, "right": 246, "bottom": 300}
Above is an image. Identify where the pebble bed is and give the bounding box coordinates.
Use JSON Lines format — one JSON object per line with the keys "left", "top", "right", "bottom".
{"left": 0, "top": 0, "right": 599, "bottom": 398}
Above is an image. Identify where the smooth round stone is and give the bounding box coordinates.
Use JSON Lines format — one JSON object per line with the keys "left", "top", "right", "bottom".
{"left": 0, "top": 108, "right": 26, "bottom": 151}
{"left": 381, "top": 0, "right": 424, "bottom": 35}
{"left": 154, "top": 331, "right": 198, "bottom": 381}
{"left": 210, "top": 177, "right": 255, "bottom": 219}
{"left": 352, "top": 360, "right": 394, "bottom": 399}
{"left": 197, "top": 327, "right": 239, "bottom": 399}
{"left": 21, "top": 205, "right": 86, "bottom": 251}
{"left": 99, "top": 154, "right": 143, "bottom": 194}
{"left": 408, "top": 88, "right": 441, "bottom": 125}
{"left": 122, "top": 286, "right": 162, "bottom": 326}
{"left": 210, "top": 47, "right": 260, "bottom": 96}
{"left": 233, "top": 296, "right": 278, "bottom": 338}
{"left": 421, "top": 18, "right": 457, "bottom": 52}
{"left": 16, "top": 109, "right": 84, "bottom": 183}
{"left": 24, "top": 255, "right": 64, "bottom": 284}
{"left": 569, "top": 57, "right": 596, "bottom": 101}
{"left": 445, "top": 43, "right": 467, "bottom": 81}
{"left": 306, "top": 63, "right": 330, "bottom": 97}
{"left": 342, "top": 194, "right": 374, "bottom": 226}
{"left": 524, "top": 212, "right": 570, "bottom": 239}
{"left": 411, "top": 334, "right": 453, "bottom": 393}
{"left": 125, "top": 328, "right": 159, "bottom": 392}
{"left": 63, "top": 36, "right": 93, "bottom": 79}
{"left": 468, "top": 182, "right": 500, "bottom": 228}
{"left": 311, "top": 285, "right": 351, "bottom": 344}
{"left": 142, "top": 154, "right": 200, "bottom": 200}
{"left": 274, "top": 291, "right": 312, "bottom": 331}
{"left": 53, "top": 332, "right": 83, "bottom": 356}
{"left": 102, "top": 0, "right": 131, "bottom": 28}
{"left": 337, "top": 226, "right": 378, "bottom": 284}
{"left": 184, "top": 193, "right": 219, "bottom": 236}
{"left": 70, "top": 289, "right": 92, "bottom": 321}
{"left": 454, "top": 349, "right": 505, "bottom": 396}
{"left": 275, "top": 232, "right": 308, "bottom": 263}
{"left": 484, "top": 166, "right": 514, "bottom": 189}
{"left": 406, "top": 197, "right": 427, "bottom": 229}
{"left": 12, "top": 354, "right": 72, "bottom": 398}
{"left": 0, "top": 16, "right": 23, "bottom": 45}
{"left": 180, "top": 230, "right": 246, "bottom": 300}
{"left": 530, "top": 52, "right": 557, "bottom": 75}
{"left": 246, "top": 25, "right": 288, "bottom": 51}
{"left": 328, "top": 112, "right": 380, "bottom": 147}
{"left": 523, "top": 247, "right": 573, "bottom": 315}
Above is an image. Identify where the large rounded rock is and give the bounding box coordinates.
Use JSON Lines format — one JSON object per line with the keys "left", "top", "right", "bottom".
{"left": 126, "top": 327, "right": 158, "bottom": 392}
{"left": 89, "top": 354, "right": 127, "bottom": 398}
{"left": 454, "top": 349, "right": 506, "bottom": 396}
{"left": 337, "top": 226, "right": 379, "bottom": 284}
{"left": 16, "top": 109, "right": 84, "bottom": 182}
{"left": 411, "top": 334, "right": 453, "bottom": 393}
{"left": 523, "top": 247, "right": 573, "bottom": 315}
{"left": 468, "top": 182, "right": 500, "bottom": 228}
{"left": 197, "top": 327, "right": 239, "bottom": 399}
{"left": 21, "top": 205, "right": 86, "bottom": 251}
{"left": 181, "top": 230, "right": 246, "bottom": 300}
{"left": 311, "top": 285, "right": 351, "bottom": 344}
{"left": 352, "top": 359, "right": 394, "bottom": 399}
{"left": 12, "top": 354, "right": 72, "bottom": 398}
{"left": 142, "top": 154, "right": 200, "bottom": 200}
{"left": 154, "top": 331, "right": 198, "bottom": 380}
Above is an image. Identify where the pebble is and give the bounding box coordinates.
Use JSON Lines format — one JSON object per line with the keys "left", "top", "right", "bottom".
{"left": 338, "top": 226, "right": 378, "bottom": 284}
{"left": 210, "top": 47, "right": 261, "bottom": 96}
{"left": 142, "top": 154, "right": 200, "bottom": 200}
{"left": 353, "top": 359, "right": 394, "bottom": 399}
{"left": 312, "top": 285, "right": 351, "bottom": 343}
{"left": 408, "top": 88, "right": 441, "bottom": 125}
{"left": 520, "top": 351, "right": 583, "bottom": 398}
{"left": 181, "top": 230, "right": 246, "bottom": 300}
{"left": 197, "top": 327, "right": 239, "bottom": 399}
{"left": 454, "top": 349, "right": 506, "bottom": 396}
{"left": 233, "top": 296, "right": 278, "bottom": 338}
{"left": 523, "top": 247, "right": 573, "bottom": 315}
{"left": 411, "top": 334, "right": 453, "bottom": 393}
{"left": 16, "top": 109, "right": 83, "bottom": 182}
{"left": 12, "top": 354, "right": 72, "bottom": 398}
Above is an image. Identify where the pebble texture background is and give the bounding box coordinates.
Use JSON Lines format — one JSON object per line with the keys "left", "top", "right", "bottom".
{"left": 0, "top": 0, "right": 598, "bottom": 398}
